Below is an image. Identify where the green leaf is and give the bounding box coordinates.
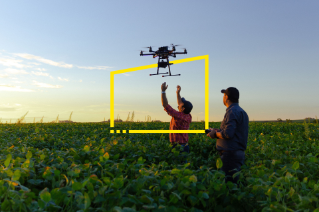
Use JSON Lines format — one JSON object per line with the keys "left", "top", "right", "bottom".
{"left": 84, "top": 192, "right": 91, "bottom": 209}
{"left": 1, "top": 199, "right": 12, "bottom": 211}
{"left": 289, "top": 187, "right": 295, "bottom": 197}
{"left": 171, "top": 192, "right": 181, "bottom": 200}
{"left": 137, "top": 156, "right": 144, "bottom": 164}
{"left": 216, "top": 158, "right": 223, "bottom": 169}
{"left": 189, "top": 175, "right": 197, "bottom": 183}
{"left": 4, "top": 154, "right": 12, "bottom": 168}
{"left": 102, "top": 177, "right": 111, "bottom": 185}
{"left": 72, "top": 182, "right": 82, "bottom": 191}
{"left": 26, "top": 151, "right": 32, "bottom": 159}
{"left": 187, "top": 195, "right": 197, "bottom": 206}
{"left": 140, "top": 195, "right": 154, "bottom": 204}
{"left": 35, "top": 128, "right": 39, "bottom": 133}
{"left": 12, "top": 169, "right": 21, "bottom": 181}
{"left": 83, "top": 145, "right": 90, "bottom": 152}
{"left": 40, "top": 188, "right": 51, "bottom": 203}
{"left": 201, "top": 192, "right": 209, "bottom": 199}
{"left": 113, "top": 177, "right": 124, "bottom": 189}
{"left": 171, "top": 169, "right": 180, "bottom": 175}
{"left": 103, "top": 152, "right": 109, "bottom": 161}
{"left": 292, "top": 161, "right": 299, "bottom": 170}
{"left": 40, "top": 154, "right": 45, "bottom": 160}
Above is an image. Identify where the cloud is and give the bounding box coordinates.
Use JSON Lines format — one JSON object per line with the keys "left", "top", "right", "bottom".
{"left": 11, "top": 80, "right": 23, "bottom": 84}
{"left": 77, "top": 66, "right": 112, "bottom": 70}
{"left": 79, "top": 79, "right": 82, "bottom": 82}
{"left": 0, "top": 74, "right": 9, "bottom": 78}
{"left": 32, "top": 80, "right": 63, "bottom": 88}
{"left": 32, "top": 71, "right": 50, "bottom": 76}
{"left": 36, "top": 68, "right": 46, "bottom": 71}
{"left": 0, "top": 84, "right": 34, "bottom": 92}
{"left": 15, "top": 53, "right": 73, "bottom": 68}
{"left": 122, "top": 73, "right": 130, "bottom": 76}
{"left": 3, "top": 68, "right": 29, "bottom": 75}
{"left": 0, "top": 58, "right": 30, "bottom": 68}
{"left": 58, "top": 77, "right": 69, "bottom": 82}
{"left": 0, "top": 103, "right": 22, "bottom": 111}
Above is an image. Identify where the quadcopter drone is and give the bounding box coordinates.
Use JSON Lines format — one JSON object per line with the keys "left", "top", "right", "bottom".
{"left": 140, "top": 44, "right": 187, "bottom": 77}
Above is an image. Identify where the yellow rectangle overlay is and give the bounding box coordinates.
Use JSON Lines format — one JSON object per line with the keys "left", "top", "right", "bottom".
{"left": 129, "top": 130, "right": 205, "bottom": 133}
{"left": 110, "top": 55, "right": 209, "bottom": 133}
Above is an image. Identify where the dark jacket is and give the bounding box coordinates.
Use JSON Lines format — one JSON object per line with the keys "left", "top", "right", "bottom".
{"left": 216, "top": 103, "right": 249, "bottom": 151}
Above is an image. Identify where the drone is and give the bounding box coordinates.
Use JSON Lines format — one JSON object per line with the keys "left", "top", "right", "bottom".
{"left": 140, "top": 44, "right": 187, "bottom": 77}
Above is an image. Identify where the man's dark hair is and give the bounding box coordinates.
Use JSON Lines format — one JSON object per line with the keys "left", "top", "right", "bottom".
{"left": 228, "top": 97, "right": 239, "bottom": 103}
{"left": 221, "top": 87, "right": 239, "bottom": 103}
{"left": 181, "top": 98, "right": 193, "bottom": 114}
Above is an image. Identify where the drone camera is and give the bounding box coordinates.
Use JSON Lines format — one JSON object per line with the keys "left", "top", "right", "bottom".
{"left": 158, "top": 61, "right": 168, "bottom": 68}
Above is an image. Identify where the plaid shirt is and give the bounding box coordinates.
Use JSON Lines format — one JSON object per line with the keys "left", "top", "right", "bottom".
{"left": 164, "top": 104, "right": 192, "bottom": 144}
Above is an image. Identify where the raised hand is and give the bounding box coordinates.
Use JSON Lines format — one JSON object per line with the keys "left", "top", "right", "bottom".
{"left": 176, "top": 85, "right": 181, "bottom": 93}
{"left": 161, "top": 82, "right": 168, "bottom": 91}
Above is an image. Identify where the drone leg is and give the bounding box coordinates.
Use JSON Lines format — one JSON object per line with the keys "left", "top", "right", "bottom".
{"left": 150, "top": 57, "right": 168, "bottom": 76}
{"left": 162, "top": 59, "right": 180, "bottom": 77}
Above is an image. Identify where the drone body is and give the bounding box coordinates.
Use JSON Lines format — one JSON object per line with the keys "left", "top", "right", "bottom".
{"left": 140, "top": 44, "right": 187, "bottom": 77}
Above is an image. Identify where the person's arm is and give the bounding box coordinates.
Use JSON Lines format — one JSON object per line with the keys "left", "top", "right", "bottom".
{"left": 161, "top": 82, "right": 168, "bottom": 108}
{"left": 176, "top": 85, "right": 182, "bottom": 105}
{"left": 207, "top": 112, "right": 237, "bottom": 139}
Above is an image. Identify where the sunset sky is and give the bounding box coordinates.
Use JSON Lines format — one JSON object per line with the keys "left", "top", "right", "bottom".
{"left": 0, "top": 1, "right": 318, "bottom": 123}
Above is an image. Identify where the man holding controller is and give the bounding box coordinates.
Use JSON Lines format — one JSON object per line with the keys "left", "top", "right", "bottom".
{"left": 161, "top": 82, "right": 193, "bottom": 161}
{"left": 207, "top": 87, "right": 249, "bottom": 185}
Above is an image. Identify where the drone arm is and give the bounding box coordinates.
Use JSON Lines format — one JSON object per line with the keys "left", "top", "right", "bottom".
{"left": 140, "top": 53, "right": 156, "bottom": 56}
{"left": 173, "top": 52, "right": 187, "bottom": 54}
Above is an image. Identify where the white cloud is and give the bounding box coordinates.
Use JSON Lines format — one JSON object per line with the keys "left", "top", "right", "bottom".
{"left": 0, "top": 103, "right": 22, "bottom": 111}
{"left": 58, "top": 77, "right": 69, "bottom": 82}
{"left": 15, "top": 53, "right": 73, "bottom": 68}
{"left": 122, "top": 73, "right": 130, "bottom": 76}
{"left": 0, "top": 84, "right": 34, "bottom": 92}
{"left": 0, "top": 74, "right": 9, "bottom": 78}
{"left": 3, "top": 68, "right": 29, "bottom": 75}
{"left": 77, "top": 66, "right": 112, "bottom": 70}
{"left": 36, "top": 68, "right": 46, "bottom": 71}
{"left": 32, "top": 80, "right": 63, "bottom": 88}
{"left": 32, "top": 71, "right": 50, "bottom": 76}
{"left": 0, "top": 58, "right": 30, "bottom": 68}
{"left": 11, "top": 80, "right": 23, "bottom": 84}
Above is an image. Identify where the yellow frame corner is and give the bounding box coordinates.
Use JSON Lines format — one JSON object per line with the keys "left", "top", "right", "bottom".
{"left": 110, "top": 55, "right": 209, "bottom": 134}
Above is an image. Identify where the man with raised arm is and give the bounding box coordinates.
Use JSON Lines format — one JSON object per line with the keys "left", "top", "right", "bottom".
{"left": 207, "top": 87, "right": 249, "bottom": 185}
{"left": 161, "top": 82, "right": 193, "bottom": 158}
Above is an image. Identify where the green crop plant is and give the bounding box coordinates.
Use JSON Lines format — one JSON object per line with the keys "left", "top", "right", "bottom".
{"left": 0, "top": 122, "right": 318, "bottom": 211}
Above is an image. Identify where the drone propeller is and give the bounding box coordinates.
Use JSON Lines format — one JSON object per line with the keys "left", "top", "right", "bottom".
{"left": 142, "top": 46, "right": 156, "bottom": 49}
{"left": 171, "top": 44, "right": 182, "bottom": 47}
{"left": 142, "top": 46, "right": 155, "bottom": 52}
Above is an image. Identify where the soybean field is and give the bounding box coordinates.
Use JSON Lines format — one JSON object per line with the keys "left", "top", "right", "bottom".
{"left": 0, "top": 121, "right": 319, "bottom": 212}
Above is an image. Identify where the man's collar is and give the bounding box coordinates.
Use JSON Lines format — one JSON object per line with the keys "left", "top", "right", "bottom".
{"left": 226, "top": 103, "right": 238, "bottom": 111}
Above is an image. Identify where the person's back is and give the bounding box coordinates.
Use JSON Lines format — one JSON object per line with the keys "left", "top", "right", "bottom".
{"left": 217, "top": 103, "right": 249, "bottom": 151}
{"left": 161, "top": 83, "right": 193, "bottom": 162}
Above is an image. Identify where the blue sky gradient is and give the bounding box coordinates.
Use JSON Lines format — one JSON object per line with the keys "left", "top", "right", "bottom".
{"left": 0, "top": 1, "right": 318, "bottom": 122}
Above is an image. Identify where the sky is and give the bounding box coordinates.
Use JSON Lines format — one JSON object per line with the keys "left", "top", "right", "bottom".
{"left": 0, "top": 1, "right": 318, "bottom": 123}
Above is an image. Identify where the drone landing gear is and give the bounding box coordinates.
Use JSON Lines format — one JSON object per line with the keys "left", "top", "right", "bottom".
{"left": 162, "top": 58, "right": 180, "bottom": 77}
{"left": 149, "top": 57, "right": 181, "bottom": 77}
{"left": 162, "top": 64, "right": 180, "bottom": 77}
{"left": 149, "top": 66, "right": 168, "bottom": 76}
